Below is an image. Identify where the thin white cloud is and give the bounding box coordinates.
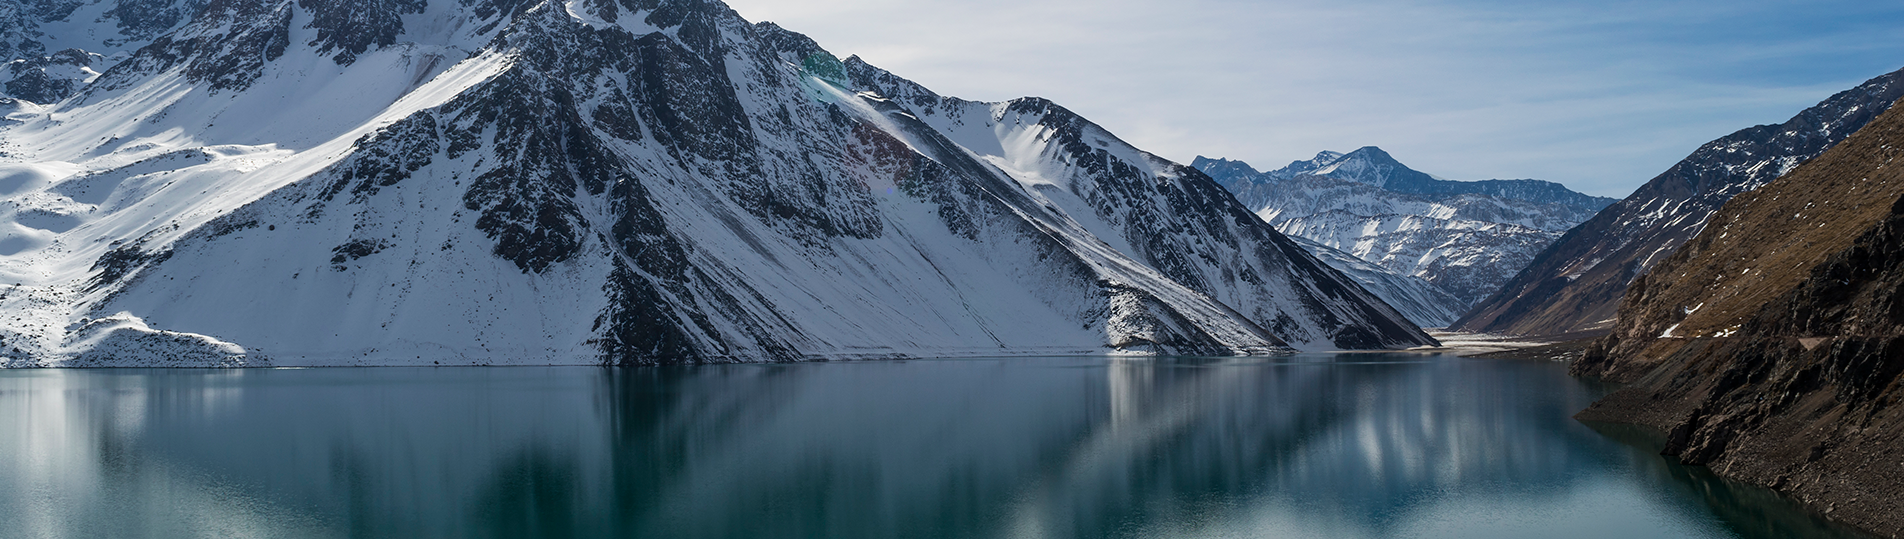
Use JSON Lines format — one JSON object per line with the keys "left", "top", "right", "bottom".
{"left": 722, "top": 0, "right": 1904, "bottom": 198}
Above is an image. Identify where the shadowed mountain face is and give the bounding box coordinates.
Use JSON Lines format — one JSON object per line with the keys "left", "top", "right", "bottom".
{"left": 1454, "top": 67, "right": 1904, "bottom": 337}
{"left": 1573, "top": 91, "right": 1904, "bottom": 538}
{"left": 0, "top": 0, "right": 1433, "bottom": 366}
{"left": 1196, "top": 149, "right": 1613, "bottom": 316}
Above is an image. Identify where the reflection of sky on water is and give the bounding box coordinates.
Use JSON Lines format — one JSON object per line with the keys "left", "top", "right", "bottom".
{"left": 0, "top": 356, "right": 1870, "bottom": 538}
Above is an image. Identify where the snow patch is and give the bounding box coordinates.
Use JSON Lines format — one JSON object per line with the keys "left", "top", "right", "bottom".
{"left": 57, "top": 313, "right": 258, "bottom": 367}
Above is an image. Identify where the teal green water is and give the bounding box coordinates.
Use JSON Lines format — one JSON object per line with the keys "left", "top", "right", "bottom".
{"left": 0, "top": 354, "right": 1871, "bottom": 538}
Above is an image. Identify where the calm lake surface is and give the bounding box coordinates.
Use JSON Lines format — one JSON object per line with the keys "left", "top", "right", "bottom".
{"left": 0, "top": 354, "right": 1870, "bottom": 538}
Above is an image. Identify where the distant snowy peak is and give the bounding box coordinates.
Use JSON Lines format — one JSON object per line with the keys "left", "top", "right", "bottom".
{"left": 1193, "top": 148, "right": 1611, "bottom": 308}
{"left": 1216, "top": 147, "right": 1617, "bottom": 211}
{"left": 1196, "top": 155, "right": 1268, "bottom": 192}
{"left": 1256, "top": 149, "right": 1345, "bottom": 181}
{"left": 1192, "top": 151, "right": 1610, "bottom": 235}
{"left": 1269, "top": 146, "right": 1419, "bottom": 187}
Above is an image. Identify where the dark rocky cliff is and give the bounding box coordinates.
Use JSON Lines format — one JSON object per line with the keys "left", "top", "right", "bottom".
{"left": 1573, "top": 93, "right": 1904, "bottom": 538}
{"left": 1454, "top": 67, "right": 1904, "bottom": 337}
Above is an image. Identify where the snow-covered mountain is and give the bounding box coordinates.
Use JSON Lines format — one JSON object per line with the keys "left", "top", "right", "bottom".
{"left": 1195, "top": 148, "right": 1615, "bottom": 309}
{"left": 1454, "top": 67, "right": 1904, "bottom": 337}
{"left": 0, "top": 0, "right": 1435, "bottom": 366}
{"left": 1259, "top": 147, "right": 1613, "bottom": 210}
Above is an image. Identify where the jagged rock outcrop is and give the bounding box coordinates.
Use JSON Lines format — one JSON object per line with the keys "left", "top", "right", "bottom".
{"left": 0, "top": 0, "right": 206, "bottom": 102}
{"left": 0, "top": 0, "right": 1434, "bottom": 366}
{"left": 1455, "top": 67, "right": 1904, "bottom": 337}
{"left": 1574, "top": 93, "right": 1904, "bottom": 538}
{"left": 2, "top": 48, "right": 101, "bottom": 104}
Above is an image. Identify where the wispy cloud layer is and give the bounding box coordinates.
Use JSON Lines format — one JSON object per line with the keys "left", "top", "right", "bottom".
{"left": 722, "top": 0, "right": 1904, "bottom": 197}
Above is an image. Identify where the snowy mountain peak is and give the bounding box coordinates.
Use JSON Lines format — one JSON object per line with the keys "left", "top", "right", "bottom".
{"left": 1306, "top": 147, "right": 1413, "bottom": 188}
{"left": 1256, "top": 146, "right": 1409, "bottom": 185}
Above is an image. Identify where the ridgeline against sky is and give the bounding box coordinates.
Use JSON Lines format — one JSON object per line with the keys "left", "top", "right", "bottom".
{"left": 723, "top": 0, "right": 1904, "bottom": 198}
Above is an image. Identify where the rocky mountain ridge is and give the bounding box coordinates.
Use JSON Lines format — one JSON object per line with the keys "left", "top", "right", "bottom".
{"left": 1455, "top": 67, "right": 1904, "bottom": 337}
{"left": 1261, "top": 147, "right": 1615, "bottom": 210}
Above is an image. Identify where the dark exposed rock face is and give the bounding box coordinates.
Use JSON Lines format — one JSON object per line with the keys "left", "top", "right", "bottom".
{"left": 3, "top": 48, "right": 98, "bottom": 103}
{"left": 299, "top": 0, "right": 427, "bottom": 65}
{"left": 107, "top": 0, "right": 202, "bottom": 42}
{"left": 1456, "top": 67, "right": 1904, "bottom": 337}
{"left": 1574, "top": 94, "right": 1904, "bottom": 538}
{"left": 88, "top": 0, "right": 293, "bottom": 93}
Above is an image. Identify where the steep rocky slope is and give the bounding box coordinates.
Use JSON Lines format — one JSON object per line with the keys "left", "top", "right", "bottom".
{"left": 1573, "top": 93, "right": 1904, "bottom": 538}
{"left": 1196, "top": 149, "right": 1612, "bottom": 308}
{"left": 0, "top": 0, "right": 1434, "bottom": 366}
{"left": 3, "top": 48, "right": 103, "bottom": 103}
{"left": 1455, "top": 67, "right": 1904, "bottom": 337}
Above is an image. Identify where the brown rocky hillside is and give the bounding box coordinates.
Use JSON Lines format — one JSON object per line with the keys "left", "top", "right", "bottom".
{"left": 1454, "top": 68, "right": 1904, "bottom": 337}
{"left": 1575, "top": 93, "right": 1904, "bottom": 538}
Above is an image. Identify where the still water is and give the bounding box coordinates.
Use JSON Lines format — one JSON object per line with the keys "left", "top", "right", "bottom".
{"left": 0, "top": 354, "right": 1869, "bottom": 538}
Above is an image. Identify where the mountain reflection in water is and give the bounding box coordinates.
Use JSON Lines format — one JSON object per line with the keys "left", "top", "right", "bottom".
{"left": 0, "top": 355, "right": 1870, "bottom": 538}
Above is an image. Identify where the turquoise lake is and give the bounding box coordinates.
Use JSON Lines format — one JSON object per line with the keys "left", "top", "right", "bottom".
{"left": 0, "top": 354, "right": 1871, "bottom": 538}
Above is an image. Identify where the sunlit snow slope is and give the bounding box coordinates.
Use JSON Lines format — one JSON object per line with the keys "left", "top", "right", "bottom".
{"left": 0, "top": 0, "right": 1434, "bottom": 365}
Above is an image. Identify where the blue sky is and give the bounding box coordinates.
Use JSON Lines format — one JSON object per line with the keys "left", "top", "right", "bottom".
{"left": 721, "top": 0, "right": 1904, "bottom": 198}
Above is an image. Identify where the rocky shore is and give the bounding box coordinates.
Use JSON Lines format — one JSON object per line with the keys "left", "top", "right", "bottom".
{"left": 1570, "top": 94, "right": 1904, "bottom": 538}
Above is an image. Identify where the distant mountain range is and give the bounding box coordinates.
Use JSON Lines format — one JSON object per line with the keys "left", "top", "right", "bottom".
{"left": 1253, "top": 147, "right": 1613, "bottom": 210}
{"left": 1196, "top": 147, "right": 1614, "bottom": 324}
{"left": 1455, "top": 67, "right": 1904, "bottom": 337}
{"left": 0, "top": 0, "right": 1434, "bottom": 365}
